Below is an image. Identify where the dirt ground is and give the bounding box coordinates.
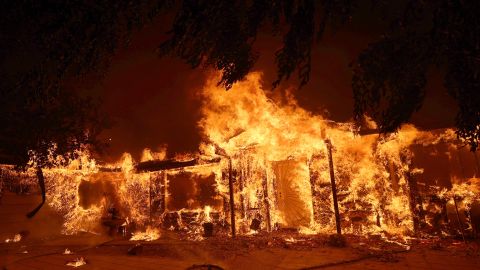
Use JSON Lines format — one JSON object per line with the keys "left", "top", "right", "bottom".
{"left": 1, "top": 192, "right": 479, "bottom": 270}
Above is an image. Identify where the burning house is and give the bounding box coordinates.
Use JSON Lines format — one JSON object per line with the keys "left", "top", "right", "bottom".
{"left": 2, "top": 73, "right": 479, "bottom": 242}
{"left": 3, "top": 2, "right": 480, "bottom": 269}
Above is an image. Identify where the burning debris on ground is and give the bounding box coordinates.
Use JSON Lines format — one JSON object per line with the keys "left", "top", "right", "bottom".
{"left": 65, "top": 257, "right": 87, "bottom": 267}
{"left": 4, "top": 234, "right": 21, "bottom": 244}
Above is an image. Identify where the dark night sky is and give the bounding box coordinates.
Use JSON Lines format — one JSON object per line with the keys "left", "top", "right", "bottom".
{"left": 84, "top": 14, "right": 458, "bottom": 162}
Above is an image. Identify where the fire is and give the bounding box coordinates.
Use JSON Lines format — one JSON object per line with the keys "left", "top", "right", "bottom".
{"left": 199, "top": 72, "right": 333, "bottom": 160}
{"left": 4, "top": 234, "right": 21, "bottom": 243}
{"left": 130, "top": 227, "right": 161, "bottom": 241}
{"left": 3, "top": 71, "right": 479, "bottom": 242}
{"left": 199, "top": 72, "right": 411, "bottom": 235}
{"left": 140, "top": 147, "right": 167, "bottom": 162}
{"left": 196, "top": 72, "right": 478, "bottom": 237}
{"left": 66, "top": 257, "right": 87, "bottom": 267}
{"left": 204, "top": 205, "right": 212, "bottom": 222}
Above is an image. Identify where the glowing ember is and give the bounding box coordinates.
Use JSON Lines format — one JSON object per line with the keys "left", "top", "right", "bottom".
{"left": 130, "top": 227, "right": 161, "bottom": 241}
{"left": 284, "top": 237, "right": 296, "bottom": 243}
{"left": 5, "top": 234, "right": 21, "bottom": 243}
{"left": 66, "top": 257, "right": 86, "bottom": 267}
{"left": 64, "top": 248, "right": 73, "bottom": 254}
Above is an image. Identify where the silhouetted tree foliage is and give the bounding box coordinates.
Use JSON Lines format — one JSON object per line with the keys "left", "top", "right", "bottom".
{"left": 1, "top": 1, "right": 480, "bottom": 165}
{"left": 159, "top": 0, "right": 357, "bottom": 89}
{"left": 352, "top": 0, "right": 480, "bottom": 151}
{"left": 158, "top": 0, "right": 480, "bottom": 151}
{"left": 0, "top": 1, "right": 172, "bottom": 216}
{"left": 0, "top": 78, "right": 105, "bottom": 217}
{"left": 1, "top": 0, "right": 171, "bottom": 166}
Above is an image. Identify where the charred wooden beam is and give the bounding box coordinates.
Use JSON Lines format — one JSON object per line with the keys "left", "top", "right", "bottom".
{"left": 399, "top": 150, "right": 427, "bottom": 233}
{"left": 222, "top": 195, "right": 228, "bottom": 223}
{"left": 308, "top": 156, "right": 321, "bottom": 224}
{"left": 135, "top": 157, "right": 221, "bottom": 172}
{"left": 228, "top": 158, "right": 236, "bottom": 238}
{"left": 98, "top": 167, "right": 122, "bottom": 172}
{"left": 442, "top": 199, "right": 449, "bottom": 224}
{"left": 406, "top": 171, "right": 420, "bottom": 233}
{"left": 149, "top": 174, "right": 152, "bottom": 223}
{"left": 325, "top": 139, "right": 341, "bottom": 235}
{"left": 386, "top": 158, "right": 399, "bottom": 193}
{"left": 239, "top": 162, "right": 246, "bottom": 220}
{"left": 357, "top": 128, "right": 380, "bottom": 136}
{"left": 405, "top": 167, "right": 426, "bottom": 233}
{"left": 26, "top": 166, "right": 46, "bottom": 218}
{"left": 160, "top": 171, "right": 167, "bottom": 213}
{"left": 453, "top": 194, "right": 467, "bottom": 244}
{"left": 262, "top": 169, "right": 271, "bottom": 232}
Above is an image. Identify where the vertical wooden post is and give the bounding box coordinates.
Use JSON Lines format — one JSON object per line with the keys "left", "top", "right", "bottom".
{"left": 222, "top": 195, "right": 229, "bottom": 224}
{"left": 453, "top": 194, "right": 467, "bottom": 244}
{"left": 228, "top": 157, "right": 236, "bottom": 238}
{"left": 401, "top": 151, "right": 425, "bottom": 234}
{"left": 27, "top": 166, "right": 46, "bottom": 218}
{"left": 308, "top": 156, "right": 320, "bottom": 224}
{"left": 325, "top": 139, "right": 341, "bottom": 235}
{"left": 441, "top": 197, "right": 449, "bottom": 224}
{"left": 149, "top": 174, "right": 152, "bottom": 223}
{"left": 159, "top": 171, "right": 167, "bottom": 214}
{"left": 387, "top": 158, "right": 399, "bottom": 193}
{"left": 406, "top": 169, "right": 420, "bottom": 233}
{"left": 262, "top": 168, "right": 272, "bottom": 232}
{"left": 239, "top": 156, "right": 246, "bottom": 220}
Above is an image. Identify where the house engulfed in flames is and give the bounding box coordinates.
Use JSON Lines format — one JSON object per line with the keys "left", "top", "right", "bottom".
{"left": 1, "top": 72, "right": 479, "bottom": 241}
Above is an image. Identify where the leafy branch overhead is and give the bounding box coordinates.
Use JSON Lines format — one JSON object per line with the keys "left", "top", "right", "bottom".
{"left": 1, "top": 0, "right": 479, "bottom": 152}
{"left": 1, "top": 1, "right": 172, "bottom": 168}
{"left": 160, "top": 0, "right": 480, "bottom": 150}
{"left": 159, "top": 0, "right": 357, "bottom": 89}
